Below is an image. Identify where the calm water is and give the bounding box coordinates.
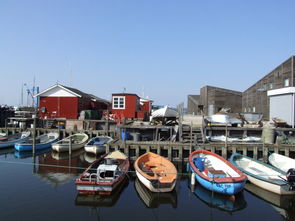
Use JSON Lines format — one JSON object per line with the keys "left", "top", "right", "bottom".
{"left": 0, "top": 148, "right": 294, "bottom": 221}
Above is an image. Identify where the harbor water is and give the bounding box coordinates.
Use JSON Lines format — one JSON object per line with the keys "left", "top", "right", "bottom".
{"left": 0, "top": 148, "right": 294, "bottom": 221}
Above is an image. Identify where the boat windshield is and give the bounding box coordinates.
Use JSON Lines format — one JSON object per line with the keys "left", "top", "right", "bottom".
{"left": 99, "top": 170, "right": 114, "bottom": 179}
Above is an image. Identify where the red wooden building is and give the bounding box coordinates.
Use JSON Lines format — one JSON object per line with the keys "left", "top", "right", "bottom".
{"left": 35, "top": 84, "right": 110, "bottom": 119}
{"left": 111, "top": 93, "right": 153, "bottom": 121}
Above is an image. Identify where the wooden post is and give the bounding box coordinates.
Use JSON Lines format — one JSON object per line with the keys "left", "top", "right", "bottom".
{"left": 32, "top": 114, "right": 37, "bottom": 156}
{"left": 106, "top": 143, "right": 110, "bottom": 153}
{"left": 106, "top": 110, "right": 109, "bottom": 136}
{"left": 168, "top": 146, "right": 172, "bottom": 161}
{"left": 69, "top": 136, "right": 72, "bottom": 156}
{"left": 253, "top": 146, "right": 258, "bottom": 160}
{"left": 190, "top": 122, "right": 193, "bottom": 151}
{"left": 285, "top": 147, "right": 290, "bottom": 157}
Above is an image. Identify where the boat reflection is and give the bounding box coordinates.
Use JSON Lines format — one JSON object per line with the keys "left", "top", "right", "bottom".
{"left": 75, "top": 178, "right": 128, "bottom": 207}
{"left": 0, "top": 147, "right": 15, "bottom": 156}
{"left": 14, "top": 148, "right": 52, "bottom": 159}
{"left": 245, "top": 183, "right": 295, "bottom": 220}
{"left": 191, "top": 183, "right": 247, "bottom": 213}
{"left": 84, "top": 152, "right": 100, "bottom": 164}
{"left": 51, "top": 149, "right": 85, "bottom": 161}
{"left": 135, "top": 178, "right": 177, "bottom": 208}
{"left": 33, "top": 148, "right": 87, "bottom": 187}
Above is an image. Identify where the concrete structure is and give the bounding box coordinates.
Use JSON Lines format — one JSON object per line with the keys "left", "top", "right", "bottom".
{"left": 200, "top": 86, "right": 242, "bottom": 116}
{"left": 268, "top": 87, "right": 295, "bottom": 127}
{"left": 187, "top": 95, "right": 201, "bottom": 115}
{"left": 111, "top": 93, "right": 152, "bottom": 121}
{"left": 243, "top": 56, "right": 295, "bottom": 120}
{"left": 35, "top": 84, "right": 110, "bottom": 119}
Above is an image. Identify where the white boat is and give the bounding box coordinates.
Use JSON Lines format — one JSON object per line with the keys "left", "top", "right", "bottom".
{"left": 230, "top": 153, "right": 295, "bottom": 195}
{"left": 269, "top": 153, "right": 295, "bottom": 173}
{"left": 151, "top": 106, "right": 178, "bottom": 119}
{"left": 0, "top": 131, "right": 30, "bottom": 148}
{"left": 84, "top": 136, "right": 113, "bottom": 154}
{"left": 52, "top": 133, "right": 89, "bottom": 152}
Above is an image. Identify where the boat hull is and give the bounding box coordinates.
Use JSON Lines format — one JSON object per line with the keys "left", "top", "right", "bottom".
{"left": 84, "top": 145, "right": 105, "bottom": 155}
{"left": 0, "top": 136, "right": 29, "bottom": 148}
{"left": 52, "top": 142, "right": 85, "bottom": 152}
{"left": 15, "top": 138, "right": 58, "bottom": 151}
{"left": 135, "top": 170, "right": 176, "bottom": 193}
{"left": 193, "top": 172, "right": 246, "bottom": 195}
{"left": 76, "top": 177, "right": 125, "bottom": 195}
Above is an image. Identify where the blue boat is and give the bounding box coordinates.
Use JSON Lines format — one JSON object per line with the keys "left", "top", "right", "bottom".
{"left": 15, "top": 132, "right": 59, "bottom": 152}
{"left": 188, "top": 149, "right": 247, "bottom": 195}
{"left": 0, "top": 131, "right": 30, "bottom": 148}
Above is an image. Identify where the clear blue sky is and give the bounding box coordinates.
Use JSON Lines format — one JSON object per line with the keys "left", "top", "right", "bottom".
{"left": 1, "top": 0, "right": 295, "bottom": 107}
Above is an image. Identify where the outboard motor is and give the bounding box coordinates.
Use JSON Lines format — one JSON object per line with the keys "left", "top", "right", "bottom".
{"left": 286, "top": 168, "right": 295, "bottom": 191}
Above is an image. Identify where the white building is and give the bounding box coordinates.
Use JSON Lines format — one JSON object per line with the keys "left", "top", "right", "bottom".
{"left": 267, "top": 87, "right": 295, "bottom": 128}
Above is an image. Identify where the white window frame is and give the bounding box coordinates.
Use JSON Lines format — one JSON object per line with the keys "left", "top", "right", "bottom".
{"left": 112, "top": 96, "right": 125, "bottom": 109}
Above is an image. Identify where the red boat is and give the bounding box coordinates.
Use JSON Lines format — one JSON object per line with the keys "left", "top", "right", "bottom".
{"left": 75, "top": 150, "right": 130, "bottom": 195}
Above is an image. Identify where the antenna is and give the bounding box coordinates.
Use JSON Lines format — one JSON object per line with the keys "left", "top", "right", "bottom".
{"left": 123, "top": 87, "right": 126, "bottom": 93}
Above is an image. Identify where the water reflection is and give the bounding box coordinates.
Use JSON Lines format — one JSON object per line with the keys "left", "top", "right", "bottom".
{"left": 135, "top": 178, "right": 177, "bottom": 208}
{"left": 245, "top": 183, "right": 295, "bottom": 220}
{"left": 190, "top": 182, "right": 247, "bottom": 213}
{"left": 0, "top": 147, "right": 14, "bottom": 156}
{"left": 33, "top": 149, "right": 87, "bottom": 187}
{"left": 14, "top": 148, "right": 52, "bottom": 159}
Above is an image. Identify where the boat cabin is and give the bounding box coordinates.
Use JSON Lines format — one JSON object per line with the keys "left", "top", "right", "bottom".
{"left": 97, "top": 163, "right": 119, "bottom": 180}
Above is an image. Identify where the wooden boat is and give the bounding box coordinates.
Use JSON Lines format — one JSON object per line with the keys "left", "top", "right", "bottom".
{"left": 188, "top": 149, "right": 246, "bottom": 195}
{"left": 192, "top": 183, "right": 247, "bottom": 213}
{"left": 135, "top": 178, "right": 177, "bottom": 208}
{"left": 268, "top": 153, "right": 295, "bottom": 173}
{"left": 230, "top": 153, "right": 295, "bottom": 195}
{"left": 84, "top": 136, "right": 113, "bottom": 154}
{"left": 133, "top": 152, "right": 177, "bottom": 192}
{"left": 0, "top": 131, "right": 30, "bottom": 148}
{"left": 15, "top": 132, "right": 59, "bottom": 152}
{"left": 51, "top": 133, "right": 88, "bottom": 152}
{"left": 75, "top": 150, "right": 130, "bottom": 195}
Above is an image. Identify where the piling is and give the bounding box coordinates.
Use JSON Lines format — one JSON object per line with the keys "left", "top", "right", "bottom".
{"left": 69, "top": 136, "right": 72, "bottom": 155}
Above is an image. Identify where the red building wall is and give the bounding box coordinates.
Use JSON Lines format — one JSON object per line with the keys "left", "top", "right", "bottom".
{"left": 39, "top": 97, "right": 79, "bottom": 119}
{"left": 111, "top": 94, "right": 139, "bottom": 119}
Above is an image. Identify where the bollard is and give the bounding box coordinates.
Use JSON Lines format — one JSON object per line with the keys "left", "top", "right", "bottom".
{"left": 69, "top": 136, "right": 72, "bottom": 155}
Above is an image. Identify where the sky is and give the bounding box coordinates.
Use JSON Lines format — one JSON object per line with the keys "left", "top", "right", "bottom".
{"left": 1, "top": 0, "right": 295, "bottom": 107}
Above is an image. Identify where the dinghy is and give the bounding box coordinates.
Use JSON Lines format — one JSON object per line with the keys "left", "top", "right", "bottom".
{"left": 84, "top": 136, "right": 113, "bottom": 154}
{"left": 15, "top": 132, "right": 59, "bottom": 151}
{"left": 0, "top": 131, "right": 30, "bottom": 148}
{"left": 134, "top": 152, "right": 177, "bottom": 192}
{"left": 75, "top": 150, "right": 130, "bottom": 195}
{"left": 188, "top": 149, "right": 246, "bottom": 195}
{"left": 268, "top": 153, "right": 295, "bottom": 173}
{"left": 52, "top": 133, "right": 88, "bottom": 152}
{"left": 230, "top": 153, "right": 295, "bottom": 195}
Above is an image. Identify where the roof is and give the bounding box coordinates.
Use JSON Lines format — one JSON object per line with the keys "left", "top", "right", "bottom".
{"left": 112, "top": 93, "right": 139, "bottom": 97}
{"left": 35, "top": 84, "right": 110, "bottom": 105}
{"left": 267, "top": 87, "right": 295, "bottom": 96}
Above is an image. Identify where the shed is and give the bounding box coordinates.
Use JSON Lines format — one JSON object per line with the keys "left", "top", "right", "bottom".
{"left": 267, "top": 87, "right": 295, "bottom": 127}
{"left": 111, "top": 93, "right": 151, "bottom": 121}
{"left": 35, "top": 84, "right": 110, "bottom": 119}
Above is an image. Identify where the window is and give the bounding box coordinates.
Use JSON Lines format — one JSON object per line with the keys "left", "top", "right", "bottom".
{"left": 269, "top": 83, "right": 273, "bottom": 89}
{"left": 112, "top": 96, "right": 125, "bottom": 109}
{"left": 284, "top": 79, "right": 290, "bottom": 87}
